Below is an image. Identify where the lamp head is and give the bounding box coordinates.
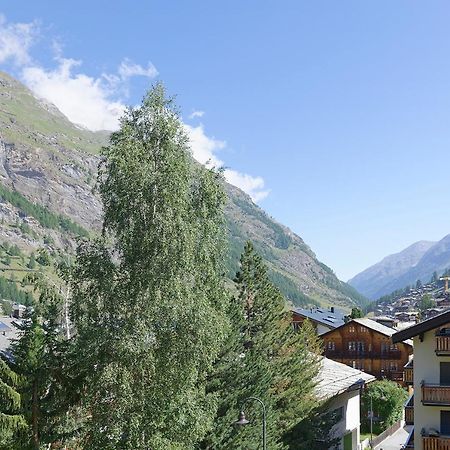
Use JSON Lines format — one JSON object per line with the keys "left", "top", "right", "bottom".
{"left": 234, "top": 411, "right": 250, "bottom": 426}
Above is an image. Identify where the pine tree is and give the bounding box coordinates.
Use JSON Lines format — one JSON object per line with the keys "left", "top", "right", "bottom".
{"left": 0, "top": 358, "right": 27, "bottom": 449}
{"left": 10, "top": 279, "right": 74, "bottom": 449}
{"left": 68, "top": 83, "right": 228, "bottom": 449}
{"left": 202, "top": 242, "right": 322, "bottom": 449}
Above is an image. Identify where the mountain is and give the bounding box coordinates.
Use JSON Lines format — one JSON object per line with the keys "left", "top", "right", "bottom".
{"left": 0, "top": 71, "right": 366, "bottom": 310}
{"left": 349, "top": 237, "right": 450, "bottom": 300}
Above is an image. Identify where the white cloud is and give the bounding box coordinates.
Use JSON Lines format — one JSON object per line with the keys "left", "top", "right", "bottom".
{"left": 0, "top": 15, "right": 269, "bottom": 201}
{"left": 118, "top": 58, "right": 158, "bottom": 80}
{"left": 224, "top": 170, "right": 270, "bottom": 202}
{"left": 184, "top": 124, "right": 269, "bottom": 202}
{"left": 22, "top": 58, "right": 126, "bottom": 131}
{"left": 189, "top": 110, "right": 204, "bottom": 119}
{"left": 0, "top": 14, "right": 38, "bottom": 66}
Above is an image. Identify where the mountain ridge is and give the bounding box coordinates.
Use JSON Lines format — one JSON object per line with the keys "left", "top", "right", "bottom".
{"left": 0, "top": 70, "right": 366, "bottom": 310}
{"left": 349, "top": 236, "right": 450, "bottom": 300}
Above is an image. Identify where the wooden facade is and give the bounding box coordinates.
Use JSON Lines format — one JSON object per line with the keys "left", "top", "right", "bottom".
{"left": 322, "top": 319, "right": 413, "bottom": 384}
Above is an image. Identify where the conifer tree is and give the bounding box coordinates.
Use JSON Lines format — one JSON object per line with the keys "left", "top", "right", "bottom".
{"left": 68, "top": 83, "right": 228, "bottom": 449}
{"left": 0, "top": 358, "right": 27, "bottom": 449}
{"left": 9, "top": 278, "right": 74, "bottom": 449}
{"left": 202, "top": 242, "right": 322, "bottom": 449}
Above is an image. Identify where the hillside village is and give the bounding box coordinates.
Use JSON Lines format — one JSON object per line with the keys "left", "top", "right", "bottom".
{"left": 373, "top": 273, "right": 450, "bottom": 324}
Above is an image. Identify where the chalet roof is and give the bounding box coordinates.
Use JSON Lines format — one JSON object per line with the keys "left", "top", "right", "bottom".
{"left": 321, "top": 318, "right": 413, "bottom": 346}
{"left": 316, "top": 357, "right": 375, "bottom": 400}
{"left": 392, "top": 309, "right": 450, "bottom": 343}
{"left": 353, "top": 318, "right": 399, "bottom": 336}
{"left": 293, "top": 307, "right": 346, "bottom": 330}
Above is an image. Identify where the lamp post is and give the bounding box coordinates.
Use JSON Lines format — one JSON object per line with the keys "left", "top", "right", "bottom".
{"left": 234, "top": 396, "right": 266, "bottom": 450}
{"left": 370, "top": 394, "right": 373, "bottom": 448}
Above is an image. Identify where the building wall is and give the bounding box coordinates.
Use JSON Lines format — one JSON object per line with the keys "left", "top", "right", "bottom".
{"left": 322, "top": 321, "right": 412, "bottom": 383}
{"left": 413, "top": 328, "right": 450, "bottom": 450}
{"left": 292, "top": 312, "right": 333, "bottom": 336}
{"left": 327, "top": 389, "right": 361, "bottom": 450}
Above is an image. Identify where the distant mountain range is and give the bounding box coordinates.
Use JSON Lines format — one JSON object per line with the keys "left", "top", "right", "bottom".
{"left": 349, "top": 236, "right": 450, "bottom": 299}
{"left": 0, "top": 71, "right": 367, "bottom": 310}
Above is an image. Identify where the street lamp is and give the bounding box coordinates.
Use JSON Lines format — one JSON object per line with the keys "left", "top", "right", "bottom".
{"left": 234, "top": 396, "right": 266, "bottom": 450}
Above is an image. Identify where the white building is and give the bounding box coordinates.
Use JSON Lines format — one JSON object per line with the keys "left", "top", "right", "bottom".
{"left": 393, "top": 309, "right": 450, "bottom": 450}
{"left": 317, "top": 356, "right": 375, "bottom": 450}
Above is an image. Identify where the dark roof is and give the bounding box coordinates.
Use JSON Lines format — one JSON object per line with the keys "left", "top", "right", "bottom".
{"left": 392, "top": 309, "right": 450, "bottom": 343}
{"left": 293, "top": 307, "right": 346, "bottom": 330}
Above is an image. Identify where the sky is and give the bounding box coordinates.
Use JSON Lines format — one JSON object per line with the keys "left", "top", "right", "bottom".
{"left": 1, "top": 1, "right": 450, "bottom": 281}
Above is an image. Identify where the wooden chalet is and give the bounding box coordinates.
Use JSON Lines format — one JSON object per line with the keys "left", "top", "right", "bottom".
{"left": 322, "top": 318, "right": 413, "bottom": 384}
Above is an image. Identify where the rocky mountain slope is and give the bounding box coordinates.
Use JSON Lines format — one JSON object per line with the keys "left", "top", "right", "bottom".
{"left": 349, "top": 236, "right": 450, "bottom": 300}
{"left": 0, "top": 71, "right": 366, "bottom": 309}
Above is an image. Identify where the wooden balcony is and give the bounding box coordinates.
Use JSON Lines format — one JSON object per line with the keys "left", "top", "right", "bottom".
{"left": 324, "top": 350, "right": 403, "bottom": 360}
{"left": 423, "top": 436, "right": 450, "bottom": 450}
{"left": 386, "top": 370, "right": 405, "bottom": 382}
{"left": 405, "top": 394, "right": 414, "bottom": 425}
{"left": 422, "top": 383, "right": 450, "bottom": 405}
{"left": 436, "top": 335, "right": 450, "bottom": 355}
{"left": 404, "top": 365, "right": 414, "bottom": 384}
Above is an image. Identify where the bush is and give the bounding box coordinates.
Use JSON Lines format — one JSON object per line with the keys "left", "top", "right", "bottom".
{"left": 361, "top": 380, "right": 408, "bottom": 434}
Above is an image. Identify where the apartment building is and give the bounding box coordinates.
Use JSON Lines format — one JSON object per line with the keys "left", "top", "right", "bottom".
{"left": 393, "top": 309, "right": 450, "bottom": 450}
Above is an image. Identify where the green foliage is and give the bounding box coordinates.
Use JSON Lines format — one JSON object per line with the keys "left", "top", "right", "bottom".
{"left": 36, "top": 249, "right": 51, "bottom": 266}
{"left": 0, "top": 275, "right": 32, "bottom": 305}
{"left": 27, "top": 253, "right": 36, "bottom": 270}
{"left": 8, "top": 245, "right": 22, "bottom": 257}
{"left": 68, "top": 83, "right": 228, "bottom": 450}
{"left": 0, "top": 184, "right": 89, "bottom": 237}
{"left": 350, "top": 307, "right": 363, "bottom": 318}
{"left": 231, "top": 197, "right": 293, "bottom": 250}
{"left": 0, "top": 358, "right": 27, "bottom": 448}
{"left": 419, "top": 293, "right": 436, "bottom": 312}
{"left": 9, "top": 280, "right": 76, "bottom": 449}
{"left": 268, "top": 270, "right": 319, "bottom": 307}
{"left": 361, "top": 380, "right": 408, "bottom": 434}
{"left": 203, "top": 243, "right": 323, "bottom": 449}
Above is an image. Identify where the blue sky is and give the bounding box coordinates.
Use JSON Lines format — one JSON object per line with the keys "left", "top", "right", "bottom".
{"left": 1, "top": 1, "right": 450, "bottom": 281}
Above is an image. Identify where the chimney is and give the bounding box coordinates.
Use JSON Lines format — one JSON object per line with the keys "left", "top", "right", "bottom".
{"left": 330, "top": 306, "right": 335, "bottom": 314}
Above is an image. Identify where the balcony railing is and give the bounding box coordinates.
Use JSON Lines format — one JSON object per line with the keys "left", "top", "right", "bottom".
{"left": 405, "top": 394, "right": 414, "bottom": 425}
{"left": 423, "top": 436, "right": 450, "bottom": 450}
{"left": 436, "top": 336, "right": 450, "bottom": 355}
{"left": 404, "top": 366, "right": 414, "bottom": 384}
{"left": 422, "top": 383, "right": 450, "bottom": 405}
{"left": 387, "top": 370, "right": 405, "bottom": 382}
{"left": 323, "top": 350, "right": 403, "bottom": 360}
{"left": 402, "top": 426, "right": 414, "bottom": 449}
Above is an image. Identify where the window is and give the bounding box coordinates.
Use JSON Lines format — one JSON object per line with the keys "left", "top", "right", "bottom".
{"left": 360, "top": 326, "right": 367, "bottom": 333}
{"left": 348, "top": 341, "right": 355, "bottom": 351}
{"left": 348, "top": 326, "right": 355, "bottom": 333}
{"left": 333, "top": 406, "right": 344, "bottom": 422}
{"left": 356, "top": 342, "right": 365, "bottom": 352}
{"left": 389, "top": 362, "right": 398, "bottom": 371}
{"left": 390, "top": 344, "right": 398, "bottom": 351}
{"left": 327, "top": 341, "right": 335, "bottom": 351}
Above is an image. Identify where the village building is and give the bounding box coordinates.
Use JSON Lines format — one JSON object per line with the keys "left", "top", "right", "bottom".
{"left": 322, "top": 318, "right": 413, "bottom": 384}
{"left": 316, "top": 356, "right": 375, "bottom": 450}
{"left": 373, "top": 315, "right": 398, "bottom": 328}
{"left": 292, "top": 306, "right": 346, "bottom": 336}
{"left": 393, "top": 309, "right": 450, "bottom": 450}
